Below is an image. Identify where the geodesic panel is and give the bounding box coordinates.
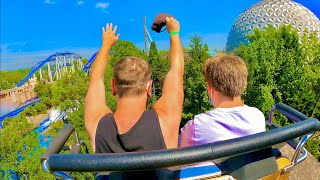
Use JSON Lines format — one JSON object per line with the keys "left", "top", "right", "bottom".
{"left": 226, "top": 0, "right": 320, "bottom": 52}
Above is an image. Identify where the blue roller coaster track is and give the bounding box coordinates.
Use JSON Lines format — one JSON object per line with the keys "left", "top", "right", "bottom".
{"left": 83, "top": 51, "right": 117, "bottom": 73}
{"left": 0, "top": 99, "right": 41, "bottom": 128}
{"left": 83, "top": 52, "right": 98, "bottom": 73}
{"left": 17, "top": 52, "right": 82, "bottom": 87}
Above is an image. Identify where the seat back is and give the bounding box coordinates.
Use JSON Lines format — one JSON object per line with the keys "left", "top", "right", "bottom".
{"left": 260, "top": 157, "right": 291, "bottom": 180}
{"left": 216, "top": 148, "right": 278, "bottom": 180}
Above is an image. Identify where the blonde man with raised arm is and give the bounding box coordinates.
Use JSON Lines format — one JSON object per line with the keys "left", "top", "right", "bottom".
{"left": 85, "top": 17, "right": 184, "bottom": 154}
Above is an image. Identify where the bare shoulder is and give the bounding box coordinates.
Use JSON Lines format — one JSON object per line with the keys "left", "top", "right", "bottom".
{"left": 153, "top": 104, "right": 181, "bottom": 149}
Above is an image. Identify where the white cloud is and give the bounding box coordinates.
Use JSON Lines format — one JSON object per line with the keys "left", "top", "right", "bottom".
{"left": 95, "top": 2, "right": 110, "bottom": 13}
{"left": 76, "top": 0, "right": 85, "bottom": 5}
{"left": 44, "top": 0, "right": 56, "bottom": 5}
{"left": 95, "top": 2, "right": 109, "bottom": 9}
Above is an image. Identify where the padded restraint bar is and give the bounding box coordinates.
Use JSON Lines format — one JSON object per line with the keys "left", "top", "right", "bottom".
{"left": 41, "top": 124, "right": 74, "bottom": 162}
{"left": 273, "top": 103, "right": 309, "bottom": 122}
{"left": 48, "top": 119, "right": 319, "bottom": 172}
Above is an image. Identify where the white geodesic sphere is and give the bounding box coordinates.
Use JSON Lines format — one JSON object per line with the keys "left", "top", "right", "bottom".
{"left": 226, "top": 0, "right": 320, "bottom": 52}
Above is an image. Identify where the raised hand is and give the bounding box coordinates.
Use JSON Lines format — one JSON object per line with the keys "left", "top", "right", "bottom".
{"left": 165, "top": 17, "right": 180, "bottom": 34}
{"left": 102, "top": 23, "right": 120, "bottom": 48}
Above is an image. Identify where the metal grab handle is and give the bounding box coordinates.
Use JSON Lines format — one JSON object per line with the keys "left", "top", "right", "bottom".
{"left": 268, "top": 103, "right": 315, "bottom": 173}
{"left": 282, "top": 133, "right": 314, "bottom": 174}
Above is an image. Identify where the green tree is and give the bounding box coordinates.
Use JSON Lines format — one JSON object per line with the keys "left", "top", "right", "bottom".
{"left": 149, "top": 41, "right": 169, "bottom": 100}
{"left": 237, "top": 25, "right": 320, "bottom": 123}
{"left": 0, "top": 114, "right": 54, "bottom": 179}
{"left": 236, "top": 25, "right": 320, "bottom": 160}
{"left": 182, "top": 35, "right": 211, "bottom": 126}
{"left": 109, "top": 40, "right": 147, "bottom": 67}
{"left": 0, "top": 69, "right": 30, "bottom": 90}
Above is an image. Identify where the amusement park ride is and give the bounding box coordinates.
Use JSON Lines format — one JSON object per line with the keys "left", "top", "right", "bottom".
{"left": 17, "top": 52, "right": 83, "bottom": 87}
{"left": 40, "top": 103, "right": 319, "bottom": 179}
{"left": 0, "top": 52, "right": 83, "bottom": 125}
{"left": 1, "top": 10, "right": 319, "bottom": 179}
{"left": 38, "top": 14, "right": 319, "bottom": 179}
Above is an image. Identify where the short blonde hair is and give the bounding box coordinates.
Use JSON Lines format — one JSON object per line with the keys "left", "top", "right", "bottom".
{"left": 113, "top": 56, "right": 151, "bottom": 98}
{"left": 203, "top": 55, "right": 248, "bottom": 98}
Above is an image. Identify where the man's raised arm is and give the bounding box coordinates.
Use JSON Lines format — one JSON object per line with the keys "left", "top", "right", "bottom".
{"left": 153, "top": 17, "right": 184, "bottom": 148}
{"left": 85, "top": 23, "right": 120, "bottom": 151}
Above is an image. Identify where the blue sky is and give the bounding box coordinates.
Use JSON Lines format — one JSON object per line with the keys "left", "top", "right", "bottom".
{"left": 1, "top": 0, "right": 319, "bottom": 70}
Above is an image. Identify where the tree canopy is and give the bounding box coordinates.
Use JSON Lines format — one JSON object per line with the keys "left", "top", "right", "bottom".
{"left": 237, "top": 25, "right": 320, "bottom": 124}
{"left": 182, "top": 35, "right": 211, "bottom": 125}
{"left": 0, "top": 114, "right": 54, "bottom": 179}
{"left": 236, "top": 25, "right": 320, "bottom": 159}
{"left": 0, "top": 69, "right": 30, "bottom": 90}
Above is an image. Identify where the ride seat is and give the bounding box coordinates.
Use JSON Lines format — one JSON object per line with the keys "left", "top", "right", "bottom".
{"left": 40, "top": 103, "right": 319, "bottom": 180}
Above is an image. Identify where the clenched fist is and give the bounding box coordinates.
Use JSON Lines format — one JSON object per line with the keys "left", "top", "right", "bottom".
{"left": 165, "top": 17, "right": 180, "bottom": 34}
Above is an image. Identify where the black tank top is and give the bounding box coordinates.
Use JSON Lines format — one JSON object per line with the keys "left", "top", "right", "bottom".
{"left": 95, "top": 109, "right": 166, "bottom": 153}
{"left": 94, "top": 109, "right": 180, "bottom": 180}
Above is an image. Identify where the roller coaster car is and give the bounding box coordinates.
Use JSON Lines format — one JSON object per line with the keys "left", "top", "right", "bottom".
{"left": 40, "top": 103, "right": 320, "bottom": 180}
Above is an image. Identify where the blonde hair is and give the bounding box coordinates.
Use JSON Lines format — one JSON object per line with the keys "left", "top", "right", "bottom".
{"left": 203, "top": 55, "right": 248, "bottom": 98}
{"left": 113, "top": 56, "right": 151, "bottom": 98}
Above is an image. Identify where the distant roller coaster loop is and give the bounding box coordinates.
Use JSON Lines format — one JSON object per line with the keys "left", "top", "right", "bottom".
{"left": 17, "top": 52, "right": 83, "bottom": 87}
{"left": 83, "top": 51, "right": 118, "bottom": 73}
{"left": 83, "top": 52, "right": 98, "bottom": 73}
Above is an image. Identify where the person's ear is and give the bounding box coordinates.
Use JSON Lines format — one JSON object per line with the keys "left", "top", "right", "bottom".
{"left": 207, "top": 83, "right": 212, "bottom": 97}
{"left": 146, "top": 80, "right": 153, "bottom": 97}
{"left": 111, "top": 79, "right": 117, "bottom": 96}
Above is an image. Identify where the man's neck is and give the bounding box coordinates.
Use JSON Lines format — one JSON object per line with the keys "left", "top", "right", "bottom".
{"left": 114, "top": 95, "right": 148, "bottom": 120}
{"left": 113, "top": 95, "right": 148, "bottom": 134}
{"left": 213, "top": 96, "right": 244, "bottom": 109}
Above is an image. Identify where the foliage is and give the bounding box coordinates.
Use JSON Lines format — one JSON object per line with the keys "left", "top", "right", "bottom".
{"left": 34, "top": 69, "right": 94, "bottom": 178}
{"left": 182, "top": 35, "right": 211, "bottom": 126}
{"left": 305, "top": 136, "right": 320, "bottom": 161}
{"left": 34, "top": 70, "right": 89, "bottom": 112}
{"left": 34, "top": 82, "right": 53, "bottom": 109}
{"left": 45, "top": 120, "right": 65, "bottom": 137}
{"left": 237, "top": 25, "right": 320, "bottom": 124}
{"left": 0, "top": 69, "right": 30, "bottom": 90}
{"left": 109, "top": 40, "right": 147, "bottom": 67}
{"left": 0, "top": 114, "right": 54, "bottom": 179}
{"left": 24, "top": 103, "right": 47, "bottom": 117}
{"left": 82, "top": 58, "right": 88, "bottom": 64}
{"left": 236, "top": 25, "right": 320, "bottom": 160}
{"left": 149, "top": 41, "right": 169, "bottom": 100}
